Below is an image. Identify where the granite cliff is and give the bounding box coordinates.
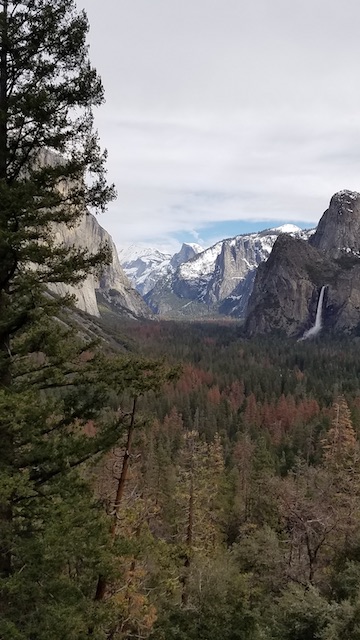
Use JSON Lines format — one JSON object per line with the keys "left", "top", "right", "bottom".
{"left": 245, "top": 190, "right": 360, "bottom": 337}
{"left": 34, "top": 149, "right": 151, "bottom": 320}
{"left": 310, "top": 190, "right": 360, "bottom": 256}
{"left": 51, "top": 212, "right": 151, "bottom": 319}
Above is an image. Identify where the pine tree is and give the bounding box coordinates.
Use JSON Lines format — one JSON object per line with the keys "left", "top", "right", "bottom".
{"left": 0, "top": 0, "right": 115, "bottom": 385}
{"left": 174, "top": 430, "right": 225, "bottom": 606}
{"left": 322, "top": 396, "right": 357, "bottom": 467}
{"left": 0, "top": 1, "right": 125, "bottom": 636}
{"left": 0, "top": 322, "right": 119, "bottom": 637}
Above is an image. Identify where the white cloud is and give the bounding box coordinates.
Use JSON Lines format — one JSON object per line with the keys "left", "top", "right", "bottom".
{"left": 76, "top": 0, "right": 360, "bottom": 250}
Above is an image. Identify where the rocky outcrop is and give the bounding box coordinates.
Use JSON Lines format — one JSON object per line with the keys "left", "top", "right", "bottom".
{"left": 205, "top": 232, "right": 282, "bottom": 306}
{"left": 218, "top": 269, "right": 257, "bottom": 317}
{"left": 170, "top": 243, "right": 203, "bottom": 270}
{"left": 245, "top": 191, "right": 360, "bottom": 337}
{"left": 328, "top": 264, "right": 360, "bottom": 331}
{"left": 51, "top": 213, "right": 152, "bottom": 319}
{"left": 244, "top": 235, "right": 336, "bottom": 336}
{"left": 310, "top": 190, "right": 360, "bottom": 257}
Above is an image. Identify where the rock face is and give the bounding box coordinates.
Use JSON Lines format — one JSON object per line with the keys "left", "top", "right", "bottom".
{"left": 245, "top": 191, "right": 360, "bottom": 337}
{"left": 244, "top": 235, "right": 335, "bottom": 336}
{"left": 310, "top": 190, "right": 360, "bottom": 257}
{"left": 51, "top": 213, "right": 152, "bottom": 319}
{"left": 141, "top": 226, "right": 308, "bottom": 318}
{"left": 170, "top": 243, "right": 203, "bottom": 270}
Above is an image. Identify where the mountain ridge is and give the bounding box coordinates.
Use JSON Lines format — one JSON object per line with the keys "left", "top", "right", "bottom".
{"left": 120, "top": 226, "right": 312, "bottom": 319}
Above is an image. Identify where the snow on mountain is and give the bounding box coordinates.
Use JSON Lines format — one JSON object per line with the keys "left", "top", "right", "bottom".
{"left": 172, "top": 231, "right": 276, "bottom": 308}
{"left": 179, "top": 242, "right": 223, "bottom": 281}
{"left": 119, "top": 243, "right": 203, "bottom": 296}
{"left": 274, "top": 224, "right": 302, "bottom": 234}
{"left": 118, "top": 245, "right": 171, "bottom": 296}
{"left": 144, "top": 226, "right": 313, "bottom": 318}
{"left": 185, "top": 242, "right": 204, "bottom": 253}
{"left": 176, "top": 226, "right": 306, "bottom": 295}
{"left": 118, "top": 226, "right": 315, "bottom": 319}
{"left": 118, "top": 245, "right": 170, "bottom": 266}
{"left": 170, "top": 242, "right": 205, "bottom": 270}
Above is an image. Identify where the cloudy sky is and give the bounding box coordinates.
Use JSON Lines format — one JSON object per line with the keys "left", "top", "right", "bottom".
{"left": 77, "top": 0, "right": 360, "bottom": 253}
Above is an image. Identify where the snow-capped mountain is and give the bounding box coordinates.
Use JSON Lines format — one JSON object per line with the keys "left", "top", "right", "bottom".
{"left": 118, "top": 245, "right": 171, "bottom": 296}
{"left": 183, "top": 224, "right": 309, "bottom": 308}
{"left": 170, "top": 243, "right": 204, "bottom": 270}
{"left": 119, "top": 243, "right": 204, "bottom": 296}
{"left": 120, "top": 225, "right": 312, "bottom": 319}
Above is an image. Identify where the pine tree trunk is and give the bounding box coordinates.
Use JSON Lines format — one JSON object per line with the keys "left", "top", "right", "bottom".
{"left": 0, "top": 0, "right": 8, "bottom": 181}
{"left": 181, "top": 470, "right": 194, "bottom": 606}
{"left": 0, "top": 0, "right": 11, "bottom": 385}
{"left": 0, "top": 0, "right": 12, "bottom": 585}
{"left": 94, "top": 397, "right": 138, "bottom": 602}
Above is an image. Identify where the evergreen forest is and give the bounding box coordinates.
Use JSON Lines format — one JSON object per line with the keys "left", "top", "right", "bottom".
{"left": 98, "top": 318, "right": 360, "bottom": 640}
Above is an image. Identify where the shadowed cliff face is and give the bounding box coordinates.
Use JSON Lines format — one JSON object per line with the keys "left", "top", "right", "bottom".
{"left": 244, "top": 208, "right": 360, "bottom": 338}
{"left": 244, "top": 236, "right": 334, "bottom": 337}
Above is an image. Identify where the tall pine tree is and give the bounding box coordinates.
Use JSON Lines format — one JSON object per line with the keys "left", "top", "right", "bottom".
{"left": 0, "top": 0, "right": 115, "bottom": 384}
{"left": 0, "top": 2, "right": 125, "bottom": 637}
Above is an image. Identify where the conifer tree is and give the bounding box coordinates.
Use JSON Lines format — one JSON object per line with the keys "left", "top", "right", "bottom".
{"left": 0, "top": 1, "right": 124, "bottom": 636}
{"left": 0, "top": 0, "right": 115, "bottom": 384}
{"left": 322, "top": 396, "right": 357, "bottom": 467}
{"left": 175, "top": 431, "right": 225, "bottom": 605}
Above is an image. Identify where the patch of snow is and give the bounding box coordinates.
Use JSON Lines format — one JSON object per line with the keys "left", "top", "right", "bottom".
{"left": 274, "top": 224, "right": 302, "bottom": 234}
{"left": 185, "top": 242, "right": 204, "bottom": 253}
{"left": 179, "top": 242, "right": 223, "bottom": 280}
{"left": 259, "top": 240, "right": 274, "bottom": 254}
{"left": 118, "top": 244, "right": 170, "bottom": 265}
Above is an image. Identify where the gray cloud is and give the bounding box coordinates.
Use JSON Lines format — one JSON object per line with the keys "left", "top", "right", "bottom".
{"left": 76, "top": 0, "right": 360, "bottom": 249}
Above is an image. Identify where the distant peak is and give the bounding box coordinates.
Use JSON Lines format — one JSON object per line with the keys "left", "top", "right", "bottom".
{"left": 119, "top": 245, "right": 170, "bottom": 263}
{"left": 170, "top": 242, "right": 203, "bottom": 270}
{"left": 273, "top": 224, "right": 302, "bottom": 234}
{"left": 182, "top": 242, "right": 204, "bottom": 253}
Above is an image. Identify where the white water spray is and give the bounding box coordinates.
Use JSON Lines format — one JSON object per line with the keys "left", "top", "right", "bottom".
{"left": 300, "top": 286, "right": 326, "bottom": 340}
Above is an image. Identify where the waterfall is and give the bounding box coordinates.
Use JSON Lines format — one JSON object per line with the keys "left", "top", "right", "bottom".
{"left": 300, "top": 286, "right": 326, "bottom": 340}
